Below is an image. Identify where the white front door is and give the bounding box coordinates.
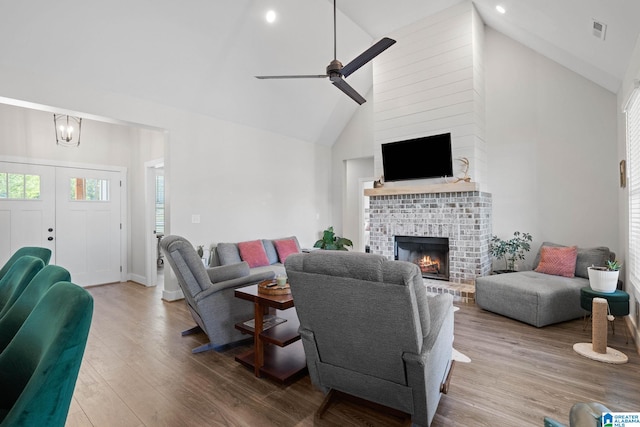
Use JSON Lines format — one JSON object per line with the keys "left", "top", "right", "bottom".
{"left": 55, "top": 167, "right": 122, "bottom": 286}
{"left": 0, "top": 162, "right": 56, "bottom": 262}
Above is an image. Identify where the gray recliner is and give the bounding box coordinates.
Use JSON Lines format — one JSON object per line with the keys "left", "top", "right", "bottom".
{"left": 161, "top": 235, "right": 275, "bottom": 353}
{"left": 285, "top": 251, "right": 455, "bottom": 427}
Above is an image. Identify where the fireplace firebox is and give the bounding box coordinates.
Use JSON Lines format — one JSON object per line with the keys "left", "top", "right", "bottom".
{"left": 394, "top": 236, "right": 449, "bottom": 281}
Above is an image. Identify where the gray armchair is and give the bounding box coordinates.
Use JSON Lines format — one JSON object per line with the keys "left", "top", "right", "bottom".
{"left": 161, "top": 235, "right": 275, "bottom": 353}
{"left": 285, "top": 251, "right": 455, "bottom": 427}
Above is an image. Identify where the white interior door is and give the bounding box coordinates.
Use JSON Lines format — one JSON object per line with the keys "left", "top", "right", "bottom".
{"left": 0, "top": 162, "right": 56, "bottom": 263}
{"left": 55, "top": 167, "right": 122, "bottom": 286}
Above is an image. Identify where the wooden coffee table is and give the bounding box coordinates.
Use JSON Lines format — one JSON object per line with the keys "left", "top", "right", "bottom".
{"left": 234, "top": 283, "right": 307, "bottom": 384}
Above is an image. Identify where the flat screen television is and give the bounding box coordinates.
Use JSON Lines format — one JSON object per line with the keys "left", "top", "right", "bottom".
{"left": 381, "top": 133, "right": 453, "bottom": 182}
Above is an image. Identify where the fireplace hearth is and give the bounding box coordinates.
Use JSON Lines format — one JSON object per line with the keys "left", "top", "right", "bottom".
{"left": 395, "top": 236, "right": 449, "bottom": 281}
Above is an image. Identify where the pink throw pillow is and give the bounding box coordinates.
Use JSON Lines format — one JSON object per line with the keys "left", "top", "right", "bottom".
{"left": 274, "top": 238, "right": 299, "bottom": 263}
{"left": 237, "top": 240, "right": 270, "bottom": 268}
{"left": 534, "top": 245, "right": 578, "bottom": 278}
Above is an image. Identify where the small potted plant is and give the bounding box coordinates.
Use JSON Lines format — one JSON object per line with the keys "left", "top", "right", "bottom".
{"left": 314, "top": 226, "right": 353, "bottom": 251}
{"left": 490, "top": 231, "right": 533, "bottom": 273}
{"left": 587, "top": 260, "right": 621, "bottom": 293}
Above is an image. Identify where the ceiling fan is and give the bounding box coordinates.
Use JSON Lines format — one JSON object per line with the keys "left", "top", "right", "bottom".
{"left": 255, "top": 0, "right": 396, "bottom": 105}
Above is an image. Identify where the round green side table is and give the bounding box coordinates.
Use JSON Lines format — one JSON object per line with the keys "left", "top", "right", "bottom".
{"left": 580, "top": 287, "right": 629, "bottom": 341}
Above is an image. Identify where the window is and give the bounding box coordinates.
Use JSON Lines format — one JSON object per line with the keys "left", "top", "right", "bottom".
{"left": 0, "top": 172, "right": 41, "bottom": 200}
{"left": 69, "top": 178, "right": 110, "bottom": 201}
{"left": 626, "top": 86, "right": 640, "bottom": 292}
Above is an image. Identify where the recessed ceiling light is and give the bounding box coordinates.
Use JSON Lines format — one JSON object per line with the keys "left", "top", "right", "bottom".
{"left": 496, "top": 5, "right": 506, "bottom": 14}
{"left": 266, "top": 10, "right": 276, "bottom": 23}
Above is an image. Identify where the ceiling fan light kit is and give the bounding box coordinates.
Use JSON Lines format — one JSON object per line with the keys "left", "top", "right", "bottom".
{"left": 255, "top": 0, "right": 396, "bottom": 105}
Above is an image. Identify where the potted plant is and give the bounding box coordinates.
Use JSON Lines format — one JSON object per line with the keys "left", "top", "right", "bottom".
{"left": 587, "top": 260, "right": 621, "bottom": 293}
{"left": 314, "top": 226, "right": 353, "bottom": 251}
{"left": 489, "top": 231, "right": 533, "bottom": 273}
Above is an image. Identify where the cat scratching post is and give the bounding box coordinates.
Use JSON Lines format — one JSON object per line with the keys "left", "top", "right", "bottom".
{"left": 573, "top": 297, "right": 628, "bottom": 364}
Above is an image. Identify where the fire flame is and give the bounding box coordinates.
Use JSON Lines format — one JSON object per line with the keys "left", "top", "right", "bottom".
{"left": 418, "top": 255, "right": 440, "bottom": 273}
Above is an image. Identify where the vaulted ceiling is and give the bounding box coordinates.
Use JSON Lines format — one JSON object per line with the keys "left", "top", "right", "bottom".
{"left": 338, "top": 0, "right": 640, "bottom": 94}
{"left": 0, "top": 0, "right": 638, "bottom": 145}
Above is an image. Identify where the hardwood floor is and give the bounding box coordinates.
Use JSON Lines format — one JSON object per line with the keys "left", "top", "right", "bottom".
{"left": 66, "top": 282, "right": 640, "bottom": 427}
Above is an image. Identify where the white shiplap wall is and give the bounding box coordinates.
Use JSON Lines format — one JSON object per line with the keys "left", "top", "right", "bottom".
{"left": 373, "top": 1, "right": 486, "bottom": 185}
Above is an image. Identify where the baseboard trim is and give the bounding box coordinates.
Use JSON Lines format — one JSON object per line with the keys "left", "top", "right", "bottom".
{"left": 162, "top": 288, "right": 184, "bottom": 302}
{"left": 624, "top": 316, "right": 640, "bottom": 356}
{"left": 128, "top": 273, "right": 147, "bottom": 285}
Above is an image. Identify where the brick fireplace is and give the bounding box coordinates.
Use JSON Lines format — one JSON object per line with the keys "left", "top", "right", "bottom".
{"left": 367, "top": 185, "right": 492, "bottom": 286}
{"left": 365, "top": 2, "right": 489, "bottom": 301}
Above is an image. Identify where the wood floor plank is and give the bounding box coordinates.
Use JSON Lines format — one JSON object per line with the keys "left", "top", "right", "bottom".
{"left": 65, "top": 282, "right": 640, "bottom": 427}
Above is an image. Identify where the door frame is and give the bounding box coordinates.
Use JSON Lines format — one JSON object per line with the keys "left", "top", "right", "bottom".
{"left": 145, "top": 158, "right": 164, "bottom": 287}
{"left": 359, "top": 178, "right": 375, "bottom": 253}
{"left": 0, "top": 155, "right": 128, "bottom": 283}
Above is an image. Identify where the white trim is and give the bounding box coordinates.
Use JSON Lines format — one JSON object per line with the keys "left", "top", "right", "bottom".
{"left": 0, "top": 155, "right": 126, "bottom": 174}
{"left": 623, "top": 79, "right": 640, "bottom": 113}
{"left": 128, "top": 273, "right": 146, "bottom": 284}
{"left": 162, "top": 288, "right": 184, "bottom": 302}
{"left": 0, "top": 96, "right": 166, "bottom": 132}
{"left": 358, "top": 177, "right": 375, "bottom": 253}
{"left": 144, "top": 158, "right": 164, "bottom": 287}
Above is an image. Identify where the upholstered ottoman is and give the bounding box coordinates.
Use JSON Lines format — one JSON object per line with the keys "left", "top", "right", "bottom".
{"left": 475, "top": 271, "right": 589, "bottom": 327}
{"left": 476, "top": 243, "right": 614, "bottom": 327}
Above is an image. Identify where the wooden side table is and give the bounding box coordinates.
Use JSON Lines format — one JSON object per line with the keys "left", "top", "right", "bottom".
{"left": 234, "top": 283, "right": 307, "bottom": 384}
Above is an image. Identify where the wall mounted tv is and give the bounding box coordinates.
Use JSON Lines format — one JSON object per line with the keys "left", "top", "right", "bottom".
{"left": 381, "top": 133, "right": 453, "bottom": 182}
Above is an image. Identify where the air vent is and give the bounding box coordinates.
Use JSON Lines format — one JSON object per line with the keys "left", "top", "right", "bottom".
{"left": 592, "top": 19, "right": 607, "bottom": 40}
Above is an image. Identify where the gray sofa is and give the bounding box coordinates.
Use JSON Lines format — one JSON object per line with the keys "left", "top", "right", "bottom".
{"left": 213, "top": 236, "right": 301, "bottom": 277}
{"left": 476, "top": 243, "right": 615, "bottom": 327}
{"left": 286, "top": 251, "right": 454, "bottom": 427}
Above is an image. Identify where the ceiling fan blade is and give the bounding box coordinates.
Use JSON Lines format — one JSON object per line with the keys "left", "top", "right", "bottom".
{"left": 255, "top": 74, "right": 328, "bottom": 79}
{"left": 330, "top": 76, "right": 366, "bottom": 105}
{"left": 341, "top": 37, "right": 396, "bottom": 78}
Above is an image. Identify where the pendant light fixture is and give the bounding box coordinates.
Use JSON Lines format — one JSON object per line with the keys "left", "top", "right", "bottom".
{"left": 54, "top": 114, "right": 82, "bottom": 147}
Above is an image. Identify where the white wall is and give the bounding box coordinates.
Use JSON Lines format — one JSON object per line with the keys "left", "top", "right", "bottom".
{"left": 128, "top": 129, "right": 165, "bottom": 283}
{"left": 0, "top": 103, "right": 164, "bottom": 281}
{"left": 485, "top": 27, "right": 618, "bottom": 269}
{"left": 331, "top": 87, "right": 376, "bottom": 240}
{"left": 0, "top": 71, "right": 332, "bottom": 300}
{"left": 334, "top": 24, "right": 619, "bottom": 272}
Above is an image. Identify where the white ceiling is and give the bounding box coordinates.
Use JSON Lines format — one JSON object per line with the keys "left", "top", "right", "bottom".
{"left": 1, "top": 1, "right": 639, "bottom": 145}
{"left": 336, "top": 0, "right": 640, "bottom": 94}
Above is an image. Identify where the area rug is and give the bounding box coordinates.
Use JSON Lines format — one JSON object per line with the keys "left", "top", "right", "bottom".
{"left": 452, "top": 306, "right": 471, "bottom": 363}
{"left": 452, "top": 348, "right": 471, "bottom": 363}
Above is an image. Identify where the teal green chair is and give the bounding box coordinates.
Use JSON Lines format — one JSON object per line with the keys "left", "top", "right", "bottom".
{"left": 0, "top": 247, "right": 51, "bottom": 280}
{"left": 0, "top": 256, "right": 45, "bottom": 318}
{"left": 0, "top": 265, "right": 71, "bottom": 353}
{"left": 0, "top": 281, "right": 93, "bottom": 427}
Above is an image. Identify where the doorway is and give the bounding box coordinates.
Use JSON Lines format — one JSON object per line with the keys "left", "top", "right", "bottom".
{"left": 0, "top": 160, "right": 124, "bottom": 286}
{"left": 145, "top": 159, "right": 165, "bottom": 287}
{"left": 359, "top": 178, "right": 374, "bottom": 253}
